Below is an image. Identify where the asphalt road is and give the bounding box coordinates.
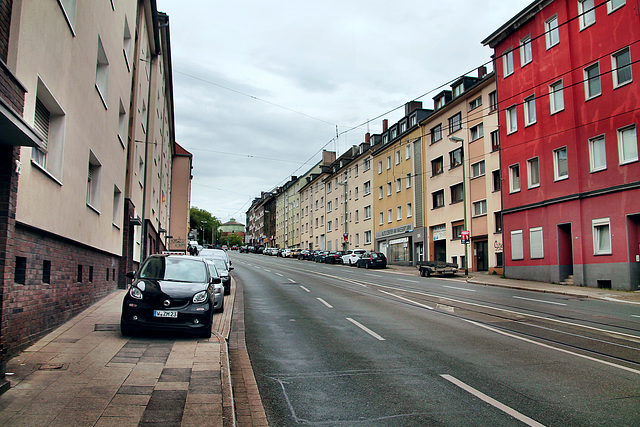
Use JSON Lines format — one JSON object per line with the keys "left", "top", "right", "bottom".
{"left": 230, "top": 252, "right": 640, "bottom": 426}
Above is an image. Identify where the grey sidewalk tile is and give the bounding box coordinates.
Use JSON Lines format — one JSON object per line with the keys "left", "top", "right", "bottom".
{"left": 117, "top": 385, "right": 155, "bottom": 395}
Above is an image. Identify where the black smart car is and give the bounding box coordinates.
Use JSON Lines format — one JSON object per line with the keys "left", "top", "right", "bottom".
{"left": 120, "top": 254, "right": 222, "bottom": 338}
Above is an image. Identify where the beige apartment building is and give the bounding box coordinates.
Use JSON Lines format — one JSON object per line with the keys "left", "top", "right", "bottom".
{"left": 300, "top": 171, "right": 326, "bottom": 250}
{"left": 168, "top": 142, "right": 193, "bottom": 253}
{"left": 419, "top": 68, "right": 502, "bottom": 273}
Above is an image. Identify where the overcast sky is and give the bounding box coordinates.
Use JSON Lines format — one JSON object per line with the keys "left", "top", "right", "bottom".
{"left": 156, "top": 0, "right": 532, "bottom": 224}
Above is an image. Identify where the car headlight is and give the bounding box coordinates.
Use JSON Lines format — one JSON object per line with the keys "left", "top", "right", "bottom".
{"left": 193, "top": 290, "right": 209, "bottom": 304}
{"left": 129, "top": 286, "right": 143, "bottom": 300}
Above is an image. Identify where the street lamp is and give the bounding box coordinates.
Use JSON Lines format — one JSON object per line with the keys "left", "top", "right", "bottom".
{"left": 449, "top": 136, "right": 469, "bottom": 277}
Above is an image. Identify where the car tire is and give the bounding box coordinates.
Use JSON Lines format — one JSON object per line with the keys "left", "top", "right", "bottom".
{"left": 420, "top": 268, "right": 426, "bottom": 277}
{"left": 120, "top": 321, "right": 134, "bottom": 337}
{"left": 200, "top": 326, "right": 212, "bottom": 339}
{"left": 365, "top": 262, "right": 370, "bottom": 269}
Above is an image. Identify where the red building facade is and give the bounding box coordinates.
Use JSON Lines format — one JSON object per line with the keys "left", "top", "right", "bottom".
{"left": 484, "top": 0, "right": 640, "bottom": 290}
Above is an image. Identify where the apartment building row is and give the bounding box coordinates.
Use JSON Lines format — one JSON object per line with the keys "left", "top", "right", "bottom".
{"left": 248, "top": 0, "right": 639, "bottom": 292}
{"left": 0, "top": 0, "right": 189, "bottom": 392}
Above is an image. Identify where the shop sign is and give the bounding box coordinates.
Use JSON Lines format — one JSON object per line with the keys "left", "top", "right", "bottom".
{"left": 432, "top": 225, "right": 446, "bottom": 241}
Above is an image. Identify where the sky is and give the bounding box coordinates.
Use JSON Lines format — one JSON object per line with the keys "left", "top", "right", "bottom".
{"left": 156, "top": 0, "right": 533, "bottom": 225}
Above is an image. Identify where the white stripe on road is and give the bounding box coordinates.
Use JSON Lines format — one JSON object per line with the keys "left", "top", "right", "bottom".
{"left": 263, "top": 269, "right": 271, "bottom": 272}
{"left": 275, "top": 273, "right": 283, "bottom": 277}
{"left": 288, "top": 278, "right": 296, "bottom": 283}
{"left": 399, "top": 278, "right": 419, "bottom": 283}
{"left": 443, "top": 285, "right": 476, "bottom": 292}
{"left": 440, "top": 374, "right": 545, "bottom": 427}
{"left": 300, "top": 286, "right": 311, "bottom": 293}
{"left": 317, "top": 298, "right": 333, "bottom": 308}
{"left": 513, "top": 296, "right": 566, "bottom": 306}
{"left": 379, "top": 290, "right": 434, "bottom": 310}
{"left": 346, "top": 318, "right": 385, "bottom": 341}
{"left": 631, "top": 315, "right": 640, "bottom": 318}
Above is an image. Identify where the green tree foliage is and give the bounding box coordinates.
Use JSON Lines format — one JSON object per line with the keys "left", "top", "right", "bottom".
{"left": 189, "top": 207, "right": 221, "bottom": 246}
{"left": 221, "top": 233, "right": 243, "bottom": 247}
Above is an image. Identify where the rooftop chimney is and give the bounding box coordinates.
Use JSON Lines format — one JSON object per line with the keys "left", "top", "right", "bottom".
{"left": 382, "top": 119, "right": 388, "bottom": 132}
{"left": 478, "top": 66, "right": 487, "bottom": 78}
{"left": 365, "top": 132, "right": 370, "bottom": 143}
{"left": 404, "top": 101, "right": 423, "bottom": 116}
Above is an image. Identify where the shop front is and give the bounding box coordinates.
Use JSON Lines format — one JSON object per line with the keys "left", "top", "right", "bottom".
{"left": 375, "top": 224, "right": 414, "bottom": 266}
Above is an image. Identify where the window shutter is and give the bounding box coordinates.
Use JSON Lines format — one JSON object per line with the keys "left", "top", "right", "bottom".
{"left": 34, "top": 98, "right": 50, "bottom": 150}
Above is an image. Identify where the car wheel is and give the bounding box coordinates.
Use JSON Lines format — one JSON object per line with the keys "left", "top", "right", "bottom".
{"left": 200, "top": 325, "right": 212, "bottom": 339}
{"left": 365, "top": 262, "right": 370, "bottom": 269}
{"left": 420, "top": 268, "right": 426, "bottom": 277}
{"left": 120, "top": 321, "right": 134, "bottom": 337}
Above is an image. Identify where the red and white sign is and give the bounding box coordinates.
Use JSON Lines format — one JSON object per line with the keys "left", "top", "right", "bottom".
{"left": 461, "top": 231, "right": 470, "bottom": 243}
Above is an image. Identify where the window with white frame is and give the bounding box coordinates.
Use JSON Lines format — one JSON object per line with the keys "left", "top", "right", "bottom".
{"left": 470, "top": 123, "right": 484, "bottom": 141}
{"left": 549, "top": 80, "right": 564, "bottom": 114}
{"left": 406, "top": 173, "right": 412, "bottom": 188}
{"left": 431, "top": 124, "right": 442, "bottom": 143}
{"left": 503, "top": 49, "right": 514, "bottom": 77}
{"left": 327, "top": 201, "right": 332, "bottom": 212}
{"left": 432, "top": 156, "right": 444, "bottom": 176}
{"left": 378, "top": 160, "right": 383, "bottom": 174}
{"left": 406, "top": 144, "right": 411, "bottom": 160}
{"left": 364, "top": 205, "right": 371, "bottom": 220}
{"left": 387, "top": 156, "right": 391, "bottom": 169}
{"left": 113, "top": 185, "right": 122, "bottom": 227}
{"left": 524, "top": 95, "right": 536, "bottom": 126}
{"left": 491, "top": 130, "right": 500, "bottom": 151}
{"left": 578, "top": 0, "right": 596, "bottom": 30}
{"left": 612, "top": 47, "right": 632, "bottom": 88}
{"left": 511, "top": 230, "right": 524, "bottom": 260}
{"left": 450, "top": 183, "right": 463, "bottom": 204}
{"left": 118, "top": 99, "right": 127, "bottom": 147}
{"left": 527, "top": 157, "right": 540, "bottom": 188}
{"left": 396, "top": 178, "right": 402, "bottom": 192}
{"left": 388, "top": 209, "right": 393, "bottom": 223}
{"left": 453, "top": 83, "right": 463, "bottom": 97}
{"left": 379, "top": 212, "right": 384, "bottom": 225}
{"left": 95, "top": 36, "right": 109, "bottom": 107}
{"left": 589, "top": 135, "right": 607, "bottom": 172}
{"left": 31, "top": 79, "right": 66, "bottom": 179}
{"left": 387, "top": 182, "right": 392, "bottom": 196}
{"left": 592, "top": 218, "right": 612, "bottom": 255}
{"left": 365, "top": 230, "right": 372, "bottom": 244}
{"left": 469, "top": 96, "right": 482, "bottom": 111}
{"left": 554, "top": 147, "right": 569, "bottom": 180}
{"left": 489, "top": 91, "right": 498, "bottom": 112}
{"left": 364, "top": 181, "right": 371, "bottom": 195}
{"left": 378, "top": 186, "right": 383, "bottom": 199}
{"left": 395, "top": 150, "right": 401, "bottom": 165}
{"left": 506, "top": 105, "right": 518, "bottom": 134}
{"left": 520, "top": 35, "right": 532, "bottom": 66}
{"left": 618, "top": 125, "right": 638, "bottom": 164}
{"left": 471, "top": 160, "right": 485, "bottom": 179}
{"left": 328, "top": 221, "right": 332, "bottom": 232}
{"left": 397, "top": 206, "right": 402, "bottom": 220}
{"left": 449, "top": 112, "right": 462, "bottom": 133}
{"left": 530, "top": 227, "right": 544, "bottom": 259}
{"left": 87, "top": 151, "right": 102, "bottom": 210}
{"left": 407, "top": 203, "right": 412, "bottom": 217}
{"left": 473, "top": 200, "right": 487, "bottom": 216}
{"left": 509, "top": 164, "right": 521, "bottom": 193}
{"left": 584, "top": 63, "right": 602, "bottom": 99}
{"left": 545, "top": 15, "right": 560, "bottom": 49}
{"left": 607, "top": 0, "right": 626, "bottom": 13}
{"left": 450, "top": 148, "right": 463, "bottom": 168}
{"left": 123, "top": 16, "right": 132, "bottom": 69}
{"left": 364, "top": 157, "right": 371, "bottom": 171}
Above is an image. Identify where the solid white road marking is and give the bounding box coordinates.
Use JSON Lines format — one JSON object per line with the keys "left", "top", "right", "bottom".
{"left": 300, "top": 286, "right": 311, "bottom": 293}
{"left": 379, "top": 290, "right": 434, "bottom": 310}
{"left": 513, "top": 296, "right": 566, "bottom": 306}
{"left": 275, "top": 273, "right": 284, "bottom": 277}
{"left": 399, "top": 278, "right": 419, "bottom": 283}
{"left": 317, "top": 298, "right": 333, "bottom": 308}
{"left": 263, "top": 269, "right": 271, "bottom": 272}
{"left": 440, "top": 374, "right": 545, "bottom": 427}
{"left": 346, "top": 318, "right": 385, "bottom": 341}
{"left": 443, "top": 285, "right": 476, "bottom": 292}
{"left": 288, "top": 278, "right": 296, "bottom": 283}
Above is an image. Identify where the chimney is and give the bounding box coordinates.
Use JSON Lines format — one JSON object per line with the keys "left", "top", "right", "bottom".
{"left": 478, "top": 66, "right": 487, "bottom": 79}
{"left": 404, "top": 101, "right": 423, "bottom": 116}
{"left": 365, "top": 132, "right": 370, "bottom": 143}
{"left": 382, "top": 119, "right": 388, "bottom": 132}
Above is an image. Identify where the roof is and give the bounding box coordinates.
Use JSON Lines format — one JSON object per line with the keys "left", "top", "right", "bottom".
{"left": 482, "top": 0, "right": 553, "bottom": 48}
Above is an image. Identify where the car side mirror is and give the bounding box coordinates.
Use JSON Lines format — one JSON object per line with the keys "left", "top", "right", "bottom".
{"left": 228, "top": 266, "right": 234, "bottom": 271}
{"left": 126, "top": 271, "right": 136, "bottom": 280}
{"left": 211, "top": 277, "right": 222, "bottom": 284}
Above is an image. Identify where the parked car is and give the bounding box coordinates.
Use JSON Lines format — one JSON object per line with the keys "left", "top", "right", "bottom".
{"left": 342, "top": 249, "right": 366, "bottom": 266}
{"left": 281, "top": 248, "right": 292, "bottom": 257}
{"left": 203, "top": 257, "right": 232, "bottom": 295}
{"left": 314, "top": 251, "right": 330, "bottom": 262}
{"left": 323, "top": 251, "right": 344, "bottom": 264}
{"left": 204, "top": 261, "right": 225, "bottom": 310}
{"left": 298, "top": 250, "right": 310, "bottom": 260}
{"left": 200, "top": 248, "right": 231, "bottom": 266}
{"left": 356, "top": 252, "right": 387, "bottom": 269}
{"left": 121, "top": 255, "right": 220, "bottom": 338}
{"left": 290, "top": 248, "right": 301, "bottom": 258}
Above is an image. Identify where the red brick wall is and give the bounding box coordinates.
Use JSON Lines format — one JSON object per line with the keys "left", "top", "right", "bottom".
{"left": 3, "top": 224, "right": 119, "bottom": 358}
{"left": 0, "top": 0, "right": 12, "bottom": 63}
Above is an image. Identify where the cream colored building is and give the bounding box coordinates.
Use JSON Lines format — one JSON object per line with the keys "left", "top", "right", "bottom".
{"left": 169, "top": 142, "right": 192, "bottom": 253}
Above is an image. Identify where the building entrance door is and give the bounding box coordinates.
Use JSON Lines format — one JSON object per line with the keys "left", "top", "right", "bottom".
{"left": 557, "top": 223, "right": 573, "bottom": 283}
{"left": 475, "top": 240, "right": 488, "bottom": 271}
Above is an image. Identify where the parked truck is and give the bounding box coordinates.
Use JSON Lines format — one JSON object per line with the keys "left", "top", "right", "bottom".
{"left": 417, "top": 261, "right": 458, "bottom": 277}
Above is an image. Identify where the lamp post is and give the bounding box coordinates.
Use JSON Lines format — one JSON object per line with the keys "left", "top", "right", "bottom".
{"left": 449, "top": 136, "right": 469, "bottom": 277}
{"left": 201, "top": 221, "right": 208, "bottom": 246}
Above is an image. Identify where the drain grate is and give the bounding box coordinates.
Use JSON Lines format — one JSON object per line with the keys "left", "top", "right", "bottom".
{"left": 95, "top": 323, "right": 120, "bottom": 331}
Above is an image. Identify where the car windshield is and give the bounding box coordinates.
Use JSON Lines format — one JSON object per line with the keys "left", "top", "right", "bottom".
{"left": 211, "top": 258, "right": 228, "bottom": 272}
{"left": 139, "top": 257, "right": 207, "bottom": 282}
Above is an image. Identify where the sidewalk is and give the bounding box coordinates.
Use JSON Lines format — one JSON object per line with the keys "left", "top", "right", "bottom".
{"left": 0, "top": 285, "right": 236, "bottom": 426}
{"left": 384, "top": 264, "right": 640, "bottom": 304}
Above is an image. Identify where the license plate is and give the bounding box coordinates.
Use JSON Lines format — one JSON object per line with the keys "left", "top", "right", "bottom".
{"left": 154, "top": 310, "right": 178, "bottom": 318}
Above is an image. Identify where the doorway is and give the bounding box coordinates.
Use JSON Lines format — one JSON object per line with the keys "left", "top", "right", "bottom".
{"left": 475, "top": 240, "right": 488, "bottom": 271}
{"left": 557, "top": 223, "right": 573, "bottom": 282}
{"left": 433, "top": 240, "right": 446, "bottom": 262}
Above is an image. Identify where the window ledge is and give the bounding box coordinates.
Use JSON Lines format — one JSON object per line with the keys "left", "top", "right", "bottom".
{"left": 31, "top": 159, "right": 63, "bottom": 186}
{"left": 112, "top": 222, "right": 121, "bottom": 230}
{"left": 95, "top": 85, "right": 108, "bottom": 110}
{"left": 86, "top": 203, "right": 101, "bottom": 215}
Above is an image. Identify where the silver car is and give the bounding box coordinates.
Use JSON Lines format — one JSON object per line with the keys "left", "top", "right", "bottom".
{"left": 208, "top": 257, "right": 231, "bottom": 295}
{"left": 204, "top": 261, "right": 225, "bottom": 311}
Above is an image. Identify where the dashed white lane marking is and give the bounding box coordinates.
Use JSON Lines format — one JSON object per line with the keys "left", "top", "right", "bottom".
{"left": 300, "top": 286, "right": 311, "bottom": 293}
{"left": 317, "top": 298, "right": 333, "bottom": 308}
{"left": 288, "top": 278, "right": 296, "bottom": 283}
{"left": 399, "top": 278, "right": 419, "bottom": 283}
{"left": 443, "top": 285, "right": 476, "bottom": 292}
{"left": 346, "top": 318, "right": 385, "bottom": 341}
{"left": 513, "top": 296, "right": 566, "bottom": 306}
{"left": 275, "top": 273, "right": 284, "bottom": 277}
{"left": 440, "top": 374, "right": 545, "bottom": 427}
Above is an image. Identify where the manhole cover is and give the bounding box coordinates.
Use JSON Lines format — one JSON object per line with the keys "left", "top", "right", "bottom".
{"left": 38, "top": 363, "right": 68, "bottom": 371}
{"left": 95, "top": 324, "right": 120, "bottom": 331}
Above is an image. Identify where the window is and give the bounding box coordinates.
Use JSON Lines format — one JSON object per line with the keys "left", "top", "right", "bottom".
{"left": 31, "top": 79, "right": 66, "bottom": 178}
{"left": 123, "top": 16, "right": 132, "bottom": 68}
{"left": 113, "top": 185, "right": 122, "bottom": 227}
{"left": 364, "top": 205, "right": 371, "bottom": 220}
{"left": 450, "top": 148, "right": 463, "bottom": 168}
{"left": 524, "top": 96, "right": 536, "bottom": 126}
{"left": 87, "top": 151, "right": 102, "bottom": 210}
{"left": 406, "top": 173, "right": 412, "bottom": 188}
{"left": 589, "top": 135, "right": 607, "bottom": 172}
{"left": 15, "top": 257, "right": 26, "bottom": 285}
{"left": 387, "top": 182, "right": 392, "bottom": 196}
{"left": 470, "top": 123, "right": 484, "bottom": 141}
{"left": 509, "top": 164, "right": 521, "bottom": 193}
{"left": 378, "top": 186, "right": 383, "bottom": 199}
{"left": 449, "top": 112, "right": 462, "bottom": 133}
{"left": 503, "top": 49, "right": 514, "bottom": 76}
{"left": 407, "top": 203, "right": 412, "bottom": 217}
{"left": 432, "top": 157, "right": 444, "bottom": 176}
{"left": 379, "top": 212, "right": 384, "bottom": 225}
{"left": 618, "top": 125, "right": 638, "bottom": 164}
{"left": 549, "top": 80, "right": 564, "bottom": 114}
{"left": 388, "top": 209, "right": 393, "bottom": 223}
{"left": 450, "top": 183, "right": 463, "bottom": 204}
{"left": 530, "top": 227, "right": 544, "bottom": 259}
{"left": 328, "top": 182, "right": 332, "bottom": 193}
{"left": 492, "top": 170, "right": 501, "bottom": 192}
{"left": 118, "top": 100, "right": 127, "bottom": 147}
{"left": 527, "top": 157, "right": 540, "bottom": 188}
{"left": 396, "top": 178, "right": 402, "bottom": 192}
{"left": 608, "top": 0, "right": 626, "bottom": 13}
{"left": 473, "top": 200, "right": 487, "bottom": 216}
{"left": 578, "top": 0, "right": 596, "bottom": 30}
{"left": 378, "top": 160, "right": 383, "bottom": 174}
{"left": 95, "top": 36, "right": 109, "bottom": 107}
{"left": 553, "top": 147, "right": 569, "bottom": 180}
{"left": 406, "top": 145, "right": 411, "bottom": 160}
{"left": 327, "top": 201, "right": 332, "bottom": 212}
{"left": 592, "top": 218, "right": 612, "bottom": 255}
{"left": 364, "top": 181, "right": 371, "bottom": 195}
{"left": 387, "top": 156, "right": 391, "bottom": 170}
{"left": 520, "top": 35, "right": 532, "bottom": 66}
{"left": 59, "top": 0, "right": 77, "bottom": 32}
{"left": 77, "top": 265, "right": 83, "bottom": 283}
{"left": 431, "top": 124, "right": 442, "bottom": 143}
{"left": 495, "top": 212, "right": 503, "bottom": 232}
{"left": 471, "top": 161, "right": 485, "bottom": 178}
{"left": 489, "top": 91, "right": 498, "bottom": 112}
{"left": 545, "top": 15, "right": 560, "bottom": 49}
{"left": 506, "top": 105, "right": 517, "bottom": 134}
{"left": 612, "top": 47, "right": 632, "bottom": 88}
{"left": 328, "top": 221, "right": 332, "bottom": 232}
{"left": 453, "top": 83, "right": 464, "bottom": 97}
{"left": 511, "top": 230, "right": 524, "bottom": 260}
{"left": 43, "top": 260, "right": 51, "bottom": 284}
{"left": 395, "top": 150, "right": 401, "bottom": 165}
{"left": 491, "top": 130, "right": 500, "bottom": 152}
{"left": 452, "top": 223, "right": 463, "bottom": 240}
{"left": 365, "top": 231, "right": 372, "bottom": 244}
{"left": 397, "top": 206, "right": 402, "bottom": 220}
{"left": 364, "top": 158, "right": 371, "bottom": 171}
{"left": 584, "top": 63, "right": 602, "bottom": 99}
{"left": 469, "top": 96, "right": 482, "bottom": 111}
{"left": 433, "top": 190, "right": 445, "bottom": 208}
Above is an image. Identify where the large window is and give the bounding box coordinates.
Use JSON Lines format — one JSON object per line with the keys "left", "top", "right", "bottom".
{"left": 450, "top": 148, "right": 463, "bottom": 169}
{"left": 554, "top": 147, "right": 569, "bottom": 180}
{"left": 527, "top": 157, "right": 540, "bottom": 188}
{"left": 545, "top": 15, "right": 560, "bottom": 49}
{"left": 592, "top": 218, "right": 611, "bottom": 255}
{"left": 432, "top": 156, "right": 444, "bottom": 176}
{"left": 612, "top": 47, "right": 632, "bottom": 88}
{"left": 618, "top": 125, "right": 638, "bottom": 164}
{"left": 524, "top": 96, "right": 536, "bottom": 126}
{"left": 578, "top": 0, "right": 596, "bottom": 30}
{"left": 530, "top": 227, "right": 544, "bottom": 259}
{"left": 450, "top": 183, "right": 463, "bottom": 204}
{"left": 589, "top": 135, "right": 607, "bottom": 172}
{"left": 432, "top": 190, "right": 445, "bottom": 209}
{"left": 449, "top": 113, "right": 462, "bottom": 134}
{"left": 581, "top": 63, "right": 601, "bottom": 102}
{"left": 549, "top": 80, "right": 564, "bottom": 114}
{"left": 506, "top": 106, "right": 517, "bottom": 134}
{"left": 503, "top": 49, "right": 514, "bottom": 76}
{"left": 511, "top": 230, "right": 524, "bottom": 260}
{"left": 520, "top": 35, "right": 532, "bottom": 66}
{"left": 431, "top": 124, "right": 442, "bottom": 143}
{"left": 509, "top": 164, "right": 521, "bottom": 193}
